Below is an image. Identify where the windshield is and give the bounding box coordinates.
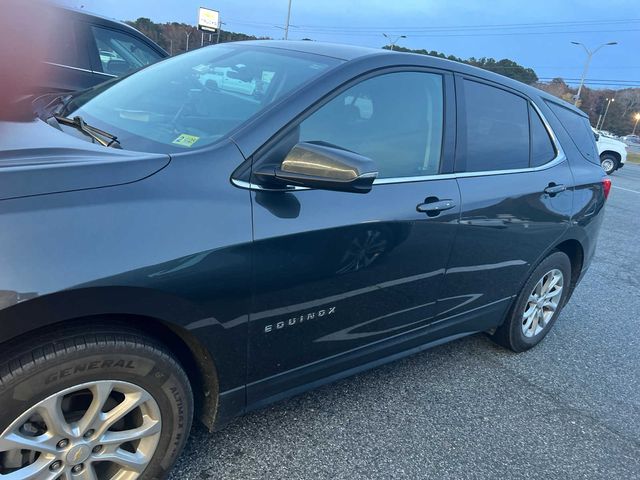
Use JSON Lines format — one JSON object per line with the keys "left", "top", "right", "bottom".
{"left": 65, "top": 45, "right": 341, "bottom": 153}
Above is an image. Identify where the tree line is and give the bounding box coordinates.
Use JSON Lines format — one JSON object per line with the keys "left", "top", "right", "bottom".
{"left": 127, "top": 18, "right": 640, "bottom": 136}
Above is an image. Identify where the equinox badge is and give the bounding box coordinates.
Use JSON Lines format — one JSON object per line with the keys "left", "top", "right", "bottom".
{"left": 264, "top": 306, "right": 336, "bottom": 333}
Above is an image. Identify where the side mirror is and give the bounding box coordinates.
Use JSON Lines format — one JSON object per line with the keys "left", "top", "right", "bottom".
{"left": 254, "top": 142, "right": 378, "bottom": 194}
{"left": 594, "top": 132, "right": 600, "bottom": 141}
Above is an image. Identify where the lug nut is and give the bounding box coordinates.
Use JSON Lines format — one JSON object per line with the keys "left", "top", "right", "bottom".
{"left": 56, "top": 438, "right": 69, "bottom": 449}
{"left": 83, "top": 429, "right": 95, "bottom": 439}
{"left": 72, "top": 463, "right": 84, "bottom": 474}
{"left": 49, "top": 460, "right": 62, "bottom": 471}
{"left": 92, "top": 445, "right": 103, "bottom": 454}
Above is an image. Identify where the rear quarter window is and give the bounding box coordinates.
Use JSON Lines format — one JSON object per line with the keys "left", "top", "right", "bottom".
{"left": 545, "top": 101, "right": 598, "bottom": 164}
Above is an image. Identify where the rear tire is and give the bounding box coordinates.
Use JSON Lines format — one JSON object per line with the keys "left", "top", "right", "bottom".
{"left": 492, "top": 251, "right": 571, "bottom": 352}
{"left": 0, "top": 324, "right": 193, "bottom": 479}
{"left": 600, "top": 154, "right": 618, "bottom": 175}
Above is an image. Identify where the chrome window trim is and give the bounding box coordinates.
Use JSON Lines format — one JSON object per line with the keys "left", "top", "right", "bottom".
{"left": 232, "top": 100, "right": 566, "bottom": 190}
{"left": 373, "top": 100, "right": 566, "bottom": 185}
{"left": 43, "top": 61, "right": 117, "bottom": 78}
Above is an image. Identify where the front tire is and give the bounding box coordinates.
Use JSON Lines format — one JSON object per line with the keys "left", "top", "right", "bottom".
{"left": 0, "top": 325, "right": 193, "bottom": 479}
{"left": 492, "top": 251, "right": 571, "bottom": 352}
{"left": 600, "top": 154, "right": 618, "bottom": 175}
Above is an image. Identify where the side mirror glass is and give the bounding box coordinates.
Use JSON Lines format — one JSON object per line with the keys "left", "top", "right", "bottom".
{"left": 254, "top": 142, "right": 378, "bottom": 194}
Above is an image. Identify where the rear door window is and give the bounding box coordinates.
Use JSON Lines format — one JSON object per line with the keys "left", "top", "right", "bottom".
{"left": 530, "top": 106, "right": 556, "bottom": 167}
{"left": 545, "top": 101, "right": 598, "bottom": 164}
{"left": 458, "top": 79, "right": 530, "bottom": 172}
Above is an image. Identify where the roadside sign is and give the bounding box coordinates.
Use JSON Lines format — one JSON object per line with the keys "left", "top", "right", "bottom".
{"left": 198, "top": 7, "right": 219, "bottom": 32}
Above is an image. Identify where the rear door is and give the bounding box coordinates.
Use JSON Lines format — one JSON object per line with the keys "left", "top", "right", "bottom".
{"left": 435, "top": 76, "right": 574, "bottom": 329}
{"left": 246, "top": 69, "right": 461, "bottom": 404}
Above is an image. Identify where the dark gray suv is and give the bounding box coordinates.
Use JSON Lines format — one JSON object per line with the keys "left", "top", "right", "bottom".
{"left": 0, "top": 41, "right": 609, "bottom": 479}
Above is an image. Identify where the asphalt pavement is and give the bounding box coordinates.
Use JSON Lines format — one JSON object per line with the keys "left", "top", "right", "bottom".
{"left": 171, "top": 164, "right": 640, "bottom": 480}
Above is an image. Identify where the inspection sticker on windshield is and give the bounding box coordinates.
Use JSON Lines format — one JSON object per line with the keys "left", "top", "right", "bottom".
{"left": 172, "top": 134, "right": 200, "bottom": 147}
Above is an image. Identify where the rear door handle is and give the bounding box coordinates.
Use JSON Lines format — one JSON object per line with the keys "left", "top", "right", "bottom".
{"left": 544, "top": 183, "right": 566, "bottom": 195}
{"left": 416, "top": 198, "right": 456, "bottom": 216}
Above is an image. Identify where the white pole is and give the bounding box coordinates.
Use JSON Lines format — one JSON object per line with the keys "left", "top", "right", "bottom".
{"left": 284, "top": 0, "right": 292, "bottom": 40}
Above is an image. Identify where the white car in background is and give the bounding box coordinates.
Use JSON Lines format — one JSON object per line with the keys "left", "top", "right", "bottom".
{"left": 594, "top": 129, "right": 628, "bottom": 174}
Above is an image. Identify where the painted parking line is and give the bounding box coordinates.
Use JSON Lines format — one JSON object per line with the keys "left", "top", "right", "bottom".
{"left": 613, "top": 185, "right": 640, "bottom": 194}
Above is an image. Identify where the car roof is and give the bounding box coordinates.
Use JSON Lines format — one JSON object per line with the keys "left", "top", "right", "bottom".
{"left": 243, "top": 40, "right": 586, "bottom": 117}
{"left": 241, "top": 40, "right": 384, "bottom": 61}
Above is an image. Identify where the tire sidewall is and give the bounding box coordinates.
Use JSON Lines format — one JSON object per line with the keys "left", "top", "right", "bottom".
{"left": 0, "top": 340, "right": 193, "bottom": 479}
{"left": 508, "top": 252, "right": 572, "bottom": 351}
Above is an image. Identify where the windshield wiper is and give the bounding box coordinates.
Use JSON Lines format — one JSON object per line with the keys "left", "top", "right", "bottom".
{"left": 54, "top": 115, "right": 121, "bottom": 149}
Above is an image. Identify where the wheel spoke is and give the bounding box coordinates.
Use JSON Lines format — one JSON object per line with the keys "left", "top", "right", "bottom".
{"left": 523, "top": 303, "right": 537, "bottom": 319}
{"left": 533, "top": 280, "right": 542, "bottom": 297}
{"left": 522, "top": 312, "right": 534, "bottom": 332}
{"left": 546, "top": 274, "right": 562, "bottom": 292}
{"left": 36, "top": 395, "right": 73, "bottom": 437}
{"left": 544, "top": 287, "right": 562, "bottom": 300}
{"left": 100, "top": 416, "right": 161, "bottom": 446}
{"left": 95, "top": 391, "right": 151, "bottom": 437}
{"left": 96, "top": 449, "right": 149, "bottom": 473}
{"left": 530, "top": 311, "right": 540, "bottom": 334}
{"left": 75, "top": 381, "right": 114, "bottom": 435}
{"left": 541, "top": 273, "right": 554, "bottom": 293}
{"left": 0, "top": 432, "right": 59, "bottom": 455}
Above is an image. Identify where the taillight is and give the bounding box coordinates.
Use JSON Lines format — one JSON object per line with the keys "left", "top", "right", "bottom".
{"left": 602, "top": 178, "right": 612, "bottom": 200}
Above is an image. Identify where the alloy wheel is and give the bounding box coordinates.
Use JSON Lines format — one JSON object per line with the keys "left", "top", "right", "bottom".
{"left": 0, "top": 380, "right": 161, "bottom": 480}
{"left": 522, "top": 268, "right": 564, "bottom": 338}
{"left": 601, "top": 158, "right": 615, "bottom": 174}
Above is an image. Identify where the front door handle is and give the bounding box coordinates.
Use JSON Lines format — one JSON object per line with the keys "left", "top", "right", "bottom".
{"left": 544, "top": 183, "right": 566, "bottom": 195}
{"left": 417, "top": 198, "right": 456, "bottom": 217}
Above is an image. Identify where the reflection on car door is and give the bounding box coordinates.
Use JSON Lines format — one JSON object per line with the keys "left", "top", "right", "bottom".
{"left": 247, "top": 70, "right": 462, "bottom": 405}
{"left": 435, "top": 77, "right": 573, "bottom": 328}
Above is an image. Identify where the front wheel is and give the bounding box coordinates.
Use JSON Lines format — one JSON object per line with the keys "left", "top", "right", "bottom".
{"left": 491, "top": 251, "right": 571, "bottom": 352}
{"left": 0, "top": 325, "right": 193, "bottom": 479}
{"left": 600, "top": 154, "right": 618, "bottom": 175}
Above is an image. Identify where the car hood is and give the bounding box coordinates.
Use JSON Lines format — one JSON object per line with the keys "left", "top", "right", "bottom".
{"left": 0, "top": 118, "right": 170, "bottom": 201}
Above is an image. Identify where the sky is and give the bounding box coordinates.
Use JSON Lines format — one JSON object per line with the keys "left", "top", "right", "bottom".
{"left": 55, "top": 0, "right": 640, "bottom": 89}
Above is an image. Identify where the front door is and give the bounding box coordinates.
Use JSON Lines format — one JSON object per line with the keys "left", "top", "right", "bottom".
{"left": 246, "top": 69, "right": 461, "bottom": 404}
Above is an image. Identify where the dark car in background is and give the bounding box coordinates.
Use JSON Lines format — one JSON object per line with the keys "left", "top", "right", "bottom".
{"left": 0, "top": 41, "right": 608, "bottom": 479}
{"left": 39, "top": 5, "right": 168, "bottom": 93}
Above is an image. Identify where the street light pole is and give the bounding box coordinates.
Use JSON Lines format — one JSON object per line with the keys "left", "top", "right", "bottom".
{"left": 571, "top": 41, "right": 617, "bottom": 106}
{"left": 633, "top": 113, "right": 640, "bottom": 136}
{"left": 284, "top": 0, "right": 292, "bottom": 40}
{"left": 600, "top": 97, "right": 615, "bottom": 130}
{"left": 185, "top": 31, "right": 192, "bottom": 51}
{"left": 382, "top": 33, "right": 407, "bottom": 51}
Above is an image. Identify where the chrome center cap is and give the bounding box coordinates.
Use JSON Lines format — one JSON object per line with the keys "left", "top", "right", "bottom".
{"left": 66, "top": 444, "right": 91, "bottom": 465}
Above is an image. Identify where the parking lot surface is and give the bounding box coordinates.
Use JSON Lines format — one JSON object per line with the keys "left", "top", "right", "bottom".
{"left": 171, "top": 164, "right": 640, "bottom": 480}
